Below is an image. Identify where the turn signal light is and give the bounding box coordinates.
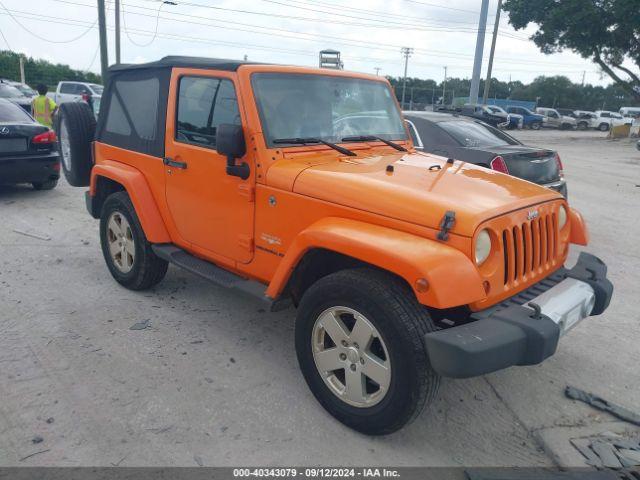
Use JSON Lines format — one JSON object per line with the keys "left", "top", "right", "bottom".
{"left": 32, "top": 130, "right": 57, "bottom": 144}
{"left": 490, "top": 155, "right": 509, "bottom": 174}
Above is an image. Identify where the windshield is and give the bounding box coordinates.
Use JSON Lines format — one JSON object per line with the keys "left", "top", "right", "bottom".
{"left": 438, "top": 120, "right": 519, "bottom": 148}
{"left": 252, "top": 73, "right": 407, "bottom": 146}
{"left": 0, "top": 84, "right": 24, "bottom": 98}
{"left": 89, "top": 84, "right": 104, "bottom": 95}
{"left": 0, "top": 101, "right": 32, "bottom": 122}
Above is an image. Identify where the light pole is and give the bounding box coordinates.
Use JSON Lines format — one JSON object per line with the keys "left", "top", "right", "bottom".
{"left": 400, "top": 47, "right": 413, "bottom": 109}
{"left": 442, "top": 66, "right": 447, "bottom": 105}
{"left": 469, "top": 0, "right": 489, "bottom": 104}
{"left": 97, "top": 0, "right": 109, "bottom": 81}
{"left": 482, "top": 0, "right": 502, "bottom": 104}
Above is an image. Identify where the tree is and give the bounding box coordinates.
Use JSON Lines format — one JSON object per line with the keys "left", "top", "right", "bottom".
{"left": 502, "top": 0, "right": 640, "bottom": 101}
{"left": 0, "top": 50, "right": 101, "bottom": 87}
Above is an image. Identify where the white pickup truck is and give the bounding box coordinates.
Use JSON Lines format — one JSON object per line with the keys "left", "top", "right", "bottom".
{"left": 47, "top": 81, "right": 102, "bottom": 114}
{"left": 574, "top": 110, "right": 629, "bottom": 131}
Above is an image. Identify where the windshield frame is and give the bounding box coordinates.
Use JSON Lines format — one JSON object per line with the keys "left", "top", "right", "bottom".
{"left": 250, "top": 71, "right": 408, "bottom": 148}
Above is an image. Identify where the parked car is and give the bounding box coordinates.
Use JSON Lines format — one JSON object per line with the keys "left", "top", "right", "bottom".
{"left": 56, "top": 56, "right": 612, "bottom": 435}
{"left": 485, "top": 105, "right": 523, "bottom": 129}
{"left": 48, "top": 81, "right": 103, "bottom": 114}
{"left": 0, "top": 79, "right": 37, "bottom": 98}
{"left": 0, "top": 98, "right": 59, "bottom": 190}
{"left": 404, "top": 111, "right": 566, "bottom": 197}
{"left": 456, "top": 103, "right": 511, "bottom": 128}
{"left": 0, "top": 81, "right": 32, "bottom": 114}
{"left": 573, "top": 110, "right": 597, "bottom": 130}
{"left": 505, "top": 106, "right": 544, "bottom": 130}
{"left": 619, "top": 106, "right": 640, "bottom": 119}
{"left": 593, "top": 111, "right": 630, "bottom": 130}
{"left": 535, "top": 107, "right": 577, "bottom": 130}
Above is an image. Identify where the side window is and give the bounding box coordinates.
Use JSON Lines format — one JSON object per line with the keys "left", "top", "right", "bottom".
{"left": 59, "top": 83, "right": 76, "bottom": 94}
{"left": 176, "top": 77, "right": 241, "bottom": 149}
{"left": 600, "top": 112, "right": 610, "bottom": 118}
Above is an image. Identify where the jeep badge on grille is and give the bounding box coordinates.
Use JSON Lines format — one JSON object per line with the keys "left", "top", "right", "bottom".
{"left": 527, "top": 210, "right": 539, "bottom": 221}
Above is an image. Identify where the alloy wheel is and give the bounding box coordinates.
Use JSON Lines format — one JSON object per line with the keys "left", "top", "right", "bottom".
{"left": 106, "top": 212, "right": 135, "bottom": 273}
{"left": 311, "top": 306, "right": 391, "bottom": 408}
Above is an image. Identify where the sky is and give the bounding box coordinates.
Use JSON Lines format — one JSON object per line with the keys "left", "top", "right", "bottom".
{"left": 0, "top": 0, "right": 611, "bottom": 87}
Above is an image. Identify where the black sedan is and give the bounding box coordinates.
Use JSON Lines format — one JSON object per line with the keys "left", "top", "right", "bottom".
{"left": 0, "top": 98, "right": 60, "bottom": 190}
{"left": 404, "top": 111, "right": 567, "bottom": 197}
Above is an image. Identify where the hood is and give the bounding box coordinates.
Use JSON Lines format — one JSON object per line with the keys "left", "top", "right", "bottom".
{"left": 287, "top": 151, "right": 561, "bottom": 237}
{"left": 562, "top": 115, "right": 577, "bottom": 124}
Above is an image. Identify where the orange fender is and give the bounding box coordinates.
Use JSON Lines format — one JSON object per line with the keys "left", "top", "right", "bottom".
{"left": 266, "top": 217, "right": 486, "bottom": 309}
{"left": 90, "top": 160, "right": 171, "bottom": 243}
{"left": 569, "top": 207, "right": 589, "bottom": 246}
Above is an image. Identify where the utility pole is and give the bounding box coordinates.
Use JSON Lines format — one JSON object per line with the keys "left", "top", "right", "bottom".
{"left": 115, "top": 0, "right": 121, "bottom": 64}
{"left": 482, "top": 0, "right": 501, "bottom": 105}
{"left": 442, "top": 66, "right": 447, "bottom": 105}
{"left": 374, "top": 67, "right": 381, "bottom": 76}
{"left": 400, "top": 47, "right": 413, "bottom": 109}
{"left": 581, "top": 70, "right": 586, "bottom": 87}
{"left": 19, "top": 55, "right": 25, "bottom": 84}
{"left": 469, "top": 0, "right": 489, "bottom": 104}
{"left": 97, "top": 0, "right": 109, "bottom": 81}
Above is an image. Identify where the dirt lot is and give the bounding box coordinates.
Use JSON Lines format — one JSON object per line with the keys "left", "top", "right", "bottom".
{"left": 0, "top": 130, "right": 638, "bottom": 467}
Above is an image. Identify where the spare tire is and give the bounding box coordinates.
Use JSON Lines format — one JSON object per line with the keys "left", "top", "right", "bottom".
{"left": 55, "top": 102, "right": 96, "bottom": 187}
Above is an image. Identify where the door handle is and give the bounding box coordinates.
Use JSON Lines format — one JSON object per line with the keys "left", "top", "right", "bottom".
{"left": 163, "top": 157, "right": 187, "bottom": 169}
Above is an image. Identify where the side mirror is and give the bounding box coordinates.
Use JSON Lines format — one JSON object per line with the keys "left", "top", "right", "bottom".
{"left": 217, "top": 123, "right": 250, "bottom": 180}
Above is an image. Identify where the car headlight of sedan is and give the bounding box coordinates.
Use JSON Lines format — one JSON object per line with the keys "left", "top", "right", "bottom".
{"left": 475, "top": 229, "right": 492, "bottom": 265}
{"left": 558, "top": 205, "right": 568, "bottom": 229}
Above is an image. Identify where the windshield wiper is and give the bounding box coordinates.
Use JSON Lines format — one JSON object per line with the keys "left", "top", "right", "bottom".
{"left": 341, "top": 135, "right": 407, "bottom": 152}
{"left": 273, "top": 137, "right": 357, "bottom": 156}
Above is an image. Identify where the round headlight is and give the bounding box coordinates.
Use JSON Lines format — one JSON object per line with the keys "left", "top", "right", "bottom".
{"left": 475, "top": 229, "right": 491, "bottom": 265}
{"left": 558, "top": 205, "right": 568, "bottom": 229}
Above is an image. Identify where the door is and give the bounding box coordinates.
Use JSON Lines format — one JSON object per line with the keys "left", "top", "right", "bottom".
{"left": 164, "top": 71, "right": 254, "bottom": 263}
{"left": 58, "top": 82, "right": 79, "bottom": 103}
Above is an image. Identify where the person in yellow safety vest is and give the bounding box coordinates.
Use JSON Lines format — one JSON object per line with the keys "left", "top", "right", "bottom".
{"left": 31, "top": 84, "right": 57, "bottom": 128}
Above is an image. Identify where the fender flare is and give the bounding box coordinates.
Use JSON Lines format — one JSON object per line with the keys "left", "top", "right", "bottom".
{"left": 266, "top": 217, "right": 486, "bottom": 309}
{"left": 568, "top": 207, "right": 589, "bottom": 246}
{"left": 89, "top": 160, "right": 171, "bottom": 243}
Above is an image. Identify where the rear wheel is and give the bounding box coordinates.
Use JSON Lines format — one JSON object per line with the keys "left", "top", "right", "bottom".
{"left": 55, "top": 102, "right": 96, "bottom": 187}
{"left": 32, "top": 179, "right": 58, "bottom": 190}
{"left": 100, "top": 191, "right": 168, "bottom": 290}
{"left": 295, "top": 268, "right": 440, "bottom": 435}
{"left": 577, "top": 121, "right": 588, "bottom": 130}
{"left": 599, "top": 122, "right": 610, "bottom": 132}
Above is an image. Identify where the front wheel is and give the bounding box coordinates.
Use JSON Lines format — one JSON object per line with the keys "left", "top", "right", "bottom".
{"left": 530, "top": 122, "right": 541, "bottom": 130}
{"left": 100, "top": 191, "right": 168, "bottom": 290}
{"left": 599, "top": 123, "right": 610, "bottom": 132}
{"left": 295, "top": 268, "right": 440, "bottom": 435}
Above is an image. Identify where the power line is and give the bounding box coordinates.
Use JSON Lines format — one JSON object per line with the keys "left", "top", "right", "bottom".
{"left": 121, "top": 0, "right": 169, "bottom": 47}
{"left": 402, "top": 0, "right": 496, "bottom": 15}
{"left": 45, "top": 0, "right": 594, "bottom": 70}
{"left": 0, "top": 24, "right": 10, "bottom": 50}
{"left": 0, "top": 0, "right": 98, "bottom": 43}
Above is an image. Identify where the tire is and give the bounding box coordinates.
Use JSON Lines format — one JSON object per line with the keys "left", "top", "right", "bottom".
{"left": 55, "top": 102, "right": 96, "bottom": 187}
{"left": 32, "top": 179, "right": 58, "bottom": 190}
{"left": 599, "top": 123, "right": 610, "bottom": 132}
{"left": 100, "top": 191, "right": 168, "bottom": 290}
{"left": 295, "top": 268, "right": 440, "bottom": 435}
{"left": 530, "top": 122, "right": 541, "bottom": 130}
{"left": 577, "top": 121, "right": 588, "bottom": 131}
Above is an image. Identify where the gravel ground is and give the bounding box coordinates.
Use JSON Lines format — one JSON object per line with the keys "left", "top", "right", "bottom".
{"left": 0, "top": 129, "right": 638, "bottom": 467}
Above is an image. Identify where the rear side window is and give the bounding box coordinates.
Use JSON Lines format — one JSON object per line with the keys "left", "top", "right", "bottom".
{"left": 438, "top": 120, "right": 519, "bottom": 148}
{"left": 59, "top": 83, "right": 77, "bottom": 94}
{"left": 96, "top": 67, "right": 170, "bottom": 158}
{"left": 176, "top": 77, "right": 241, "bottom": 150}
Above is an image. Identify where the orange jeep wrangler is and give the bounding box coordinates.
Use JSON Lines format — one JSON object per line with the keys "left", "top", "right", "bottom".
{"left": 56, "top": 56, "right": 613, "bottom": 435}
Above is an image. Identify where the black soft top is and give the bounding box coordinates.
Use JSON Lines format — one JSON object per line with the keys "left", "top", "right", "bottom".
{"left": 108, "top": 55, "right": 268, "bottom": 73}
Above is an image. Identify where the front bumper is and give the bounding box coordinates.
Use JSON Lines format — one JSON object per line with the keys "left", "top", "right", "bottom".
{"left": 424, "top": 252, "right": 613, "bottom": 378}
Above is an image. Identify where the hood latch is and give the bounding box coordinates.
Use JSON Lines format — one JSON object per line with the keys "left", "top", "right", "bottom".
{"left": 437, "top": 211, "right": 456, "bottom": 241}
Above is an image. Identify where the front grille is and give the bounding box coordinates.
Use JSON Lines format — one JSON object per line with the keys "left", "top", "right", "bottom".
{"left": 501, "top": 212, "right": 558, "bottom": 285}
